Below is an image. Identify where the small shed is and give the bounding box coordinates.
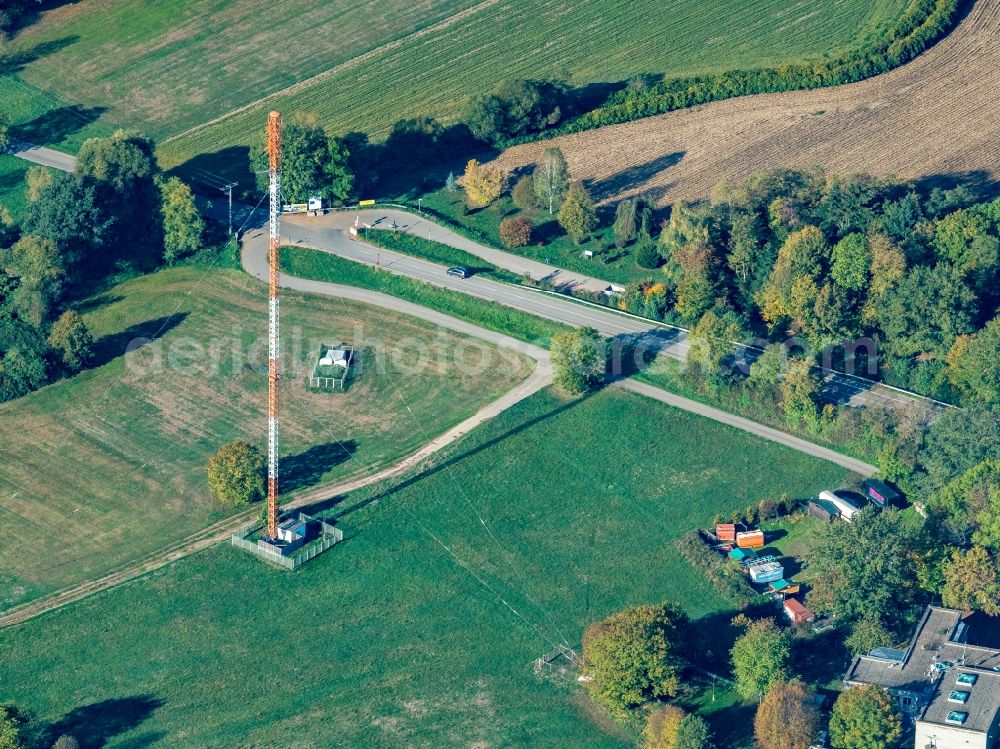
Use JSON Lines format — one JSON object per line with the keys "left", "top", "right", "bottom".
{"left": 277, "top": 516, "right": 307, "bottom": 544}
{"left": 808, "top": 498, "right": 839, "bottom": 522}
{"left": 716, "top": 523, "right": 736, "bottom": 541}
{"left": 748, "top": 561, "right": 784, "bottom": 584}
{"left": 861, "top": 479, "right": 902, "bottom": 509}
{"left": 736, "top": 529, "right": 765, "bottom": 548}
{"left": 769, "top": 579, "right": 800, "bottom": 595}
{"left": 728, "top": 547, "right": 757, "bottom": 566}
{"left": 784, "top": 598, "right": 815, "bottom": 624}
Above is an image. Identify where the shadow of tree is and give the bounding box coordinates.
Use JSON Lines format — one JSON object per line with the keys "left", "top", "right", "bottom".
{"left": 90, "top": 313, "right": 189, "bottom": 369}
{"left": 282, "top": 439, "right": 358, "bottom": 492}
{"left": 0, "top": 36, "right": 79, "bottom": 75}
{"left": 11, "top": 105, "right": 107, "bottom": 145}
{"left": 585, "top": 151, "right": 685, "bottom": 201}
{"left": 45, "top": 695, "right": 164, "bottom": 749}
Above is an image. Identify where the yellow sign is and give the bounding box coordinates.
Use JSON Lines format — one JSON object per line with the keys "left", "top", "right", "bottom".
{"left": 358, "top": 199, "right": 376, "bottom": 206}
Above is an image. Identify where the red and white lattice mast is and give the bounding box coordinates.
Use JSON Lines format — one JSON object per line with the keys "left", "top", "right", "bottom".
{"left": 266, "top": 111, "right": 281, "bottom": 540}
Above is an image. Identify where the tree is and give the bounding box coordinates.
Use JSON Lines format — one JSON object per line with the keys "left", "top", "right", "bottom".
{"left": 464, "top": 79, "right": 564, "bottom": 144}
{"left": 510, "top": 174, "right": 536, "bottom": 210}
{"left": 778, "top": 357, "right": 820, "bottom": 429}
{"left": 635, "top": 241, "right": 663, "bottom": 269}
{"left": 557, "top": 181, "right": 597, "bottom": 244}
{"left": 754, "top": 681, "right": 820, "bottom": 749}
{"left": 52, "top": 737, "right": 79, "bottom": 749}
{"left": 845, "top": 613, "right": 894, "bottom": 656}
{"left": 0, "top": 704, "right": 27, "bottom": 749}
{"left": 806, "top": 508, "right": 919, "bottom": 630}
{"left": 613, "top": 199, "right": 639, "bottom": 248}
{"left": 1, "top": 234, "right": 65, "bottom": 327}
{"left": 444, "top": 171, "right": 457, "bottom": 192}
{"left": 730, "top": 618, "right": 790, "bottom": 701}
{"left": 25, "top": 165, "right": 53, "bottom": 202}
{"left": 674, "top": 714, "right": 713, "bottom": 749}
{"left": 687, "top": 307, "right": 742, "bottom": 377}
{"left": 828, "top": 684, "right": 902, "bottom": 749}
{"left": 462, "top": 159, "right": 504, "bottom": 207}
{"left": 23, "top": 172, "right": 108, "bottom": 264}
{"left": 251, "top": 122, "right": 353, "bottom": 204}
{"left": 749, "top": 343, "right": 789, "bottom": 386}
{"left": 206, "top": 440, "right": 266, "bottom": 507}
{"left": 830, "top": 233, "right": 870, "bottom": 291}
{"left": 756, "top": 226, "right": 828, "bottom": 331}
{"left": 551, "top": 327, "right": 606, "bottom": 395}
{"left": 941, "top": 545, "right": 1000, "bottom": 615}
{"left": 917, "top": 404, "right": 1000, "bottom": 498}
{"left": 47, "top": 310, "right": 93, "bottom": 373}
{"left": 158, "top": 176, "right": 204, "bottom": 264}
{"left": 875, "top": 264, "right": 977, "bottom": 361}
{"left": 0, "top": 112, "right": 9, "bottom": 154}
{"left": 499, "top": 216, "right": 533, "bottom": 248}
{"left": 533, "top": 146, "right": 569, "bottom": 215}
{"left": 582, "top": 603, "right": 689, "bottom": 720}
{"left": 946, "top": 315, "right": 1000, "bottom": 405}
{"left": 643, "top": 705, "right": 685, "bottom": 749}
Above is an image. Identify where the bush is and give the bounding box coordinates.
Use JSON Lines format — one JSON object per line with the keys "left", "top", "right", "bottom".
{"left": 511, "top": 174, "right": 537, "bottom": 210}
{"left": 635, "top": 241, "right": 663, "bottom": 269}
{"left": 499, "top": 216, "right": 533, "bottom": 248}
{"left": 206, "top": 440, "right": 266, "bottom": 507}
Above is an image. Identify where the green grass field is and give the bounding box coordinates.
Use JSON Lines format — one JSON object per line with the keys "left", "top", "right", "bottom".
{"left": 0, "top": 387, "right": 852, "bottom": 747}
{"left": 7, "top": 0, "right": 908, "bottom": 169}
{"left": 0, "top": 266, "right": 532, "bottom": 610}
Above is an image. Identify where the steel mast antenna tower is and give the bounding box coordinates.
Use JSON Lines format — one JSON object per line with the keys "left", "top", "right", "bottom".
{"left": 266, "top": 111, "right": 282, "bottom": 540}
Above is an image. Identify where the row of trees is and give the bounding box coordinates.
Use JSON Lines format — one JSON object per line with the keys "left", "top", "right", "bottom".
{"left": 582, "top": 602, "right": 902, "bottom": 749}
{"left": 463, "top": 147, "right": 600, "bottom": 246}
{"left": 601, "top": 168, "right": 1000, "bottom": 409}
{"left": 0, "top": 129, "right": 205, "bottom": 403}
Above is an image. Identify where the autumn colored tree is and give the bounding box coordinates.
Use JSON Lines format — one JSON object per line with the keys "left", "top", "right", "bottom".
{"left": 47, "top": 310, "right": 93, "bottom": 373}
{"left": 643, "top": 705, "right": 685, "bottom": 749}
{"left": 462, "top": 159, "right": 505, "bottom": 207}
{"left": 206, "top": 440, "right": 266, "bottom": 507}
{"left": 941, "top": 545, "right": 1000, "bottom": 615}
{"left": 754, "top": 681, "right": 820, "bottom": 749}
{"left": 557, "top": 181, "right": 598, "bottom": 244}
{"left": 756, "top": 225, "right": 828, "bottom": 331}
{"left": 551, "top": 327, "right": 606, "bottom": 395}
{"left": 158, "top": 176, "right": 204, "bottom": 263}
{"left": 582, "top": 603, "right": 689, "bottom": 720}
{"left": 828, "top": 684, "right": 902, "bottom": 749}
{"left": 499, "top": 215, "right": 533, "bottom": 248}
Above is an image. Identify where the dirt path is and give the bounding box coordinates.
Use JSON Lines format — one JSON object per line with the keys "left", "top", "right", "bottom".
{"left": 488, "top": 0, "right": 1000, "bottom": 205}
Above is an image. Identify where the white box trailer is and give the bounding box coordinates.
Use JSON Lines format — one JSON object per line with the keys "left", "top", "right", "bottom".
{"left": 748, "top": 561, "right": 784, "bottom": 584}
{"left": 819, "top": 490, "right": 863, "bottom": 522}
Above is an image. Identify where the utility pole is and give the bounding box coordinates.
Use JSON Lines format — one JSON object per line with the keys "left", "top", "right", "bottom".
{"left": 220, "top": 181, "right": 238, "bottom": 238}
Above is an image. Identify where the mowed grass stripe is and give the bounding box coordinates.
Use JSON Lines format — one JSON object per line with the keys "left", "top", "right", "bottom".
{"left": 0, "top": 387, "right": 852, "bottom": 748}
{"left": 0, "top": 267, "right": 532, "bottom": 609}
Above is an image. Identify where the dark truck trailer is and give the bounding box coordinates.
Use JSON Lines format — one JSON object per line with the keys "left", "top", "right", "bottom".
{"left": 861, "top": 479, "right": 902, "bottom": 509}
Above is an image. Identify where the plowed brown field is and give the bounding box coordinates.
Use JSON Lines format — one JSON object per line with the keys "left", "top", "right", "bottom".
{"left": 488, "top": 0, "right": 1000, "bottom": 205}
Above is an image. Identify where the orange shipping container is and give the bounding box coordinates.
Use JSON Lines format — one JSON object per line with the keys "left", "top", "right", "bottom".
{"left": 735, "top": 530, "right": 765, "bottom": 548}
{"left": 716, "top": 523, "right": 736, "bottom": 541}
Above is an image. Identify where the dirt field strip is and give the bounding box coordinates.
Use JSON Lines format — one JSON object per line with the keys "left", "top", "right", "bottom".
{"left": 488, "top": 0, "right": 1000, "bottom": 205}
{"left": 160, "top": 0, "right": 503, "bottom": 146}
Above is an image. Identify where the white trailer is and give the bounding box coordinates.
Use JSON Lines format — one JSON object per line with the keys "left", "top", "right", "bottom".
{"left": 819, "top": 490, "right": 863, "bottom": 522}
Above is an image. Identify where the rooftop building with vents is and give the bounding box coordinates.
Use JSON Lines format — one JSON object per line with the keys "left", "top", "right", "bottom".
{"left": 844, "top": 606, "right": 1000, "bottom": 749}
